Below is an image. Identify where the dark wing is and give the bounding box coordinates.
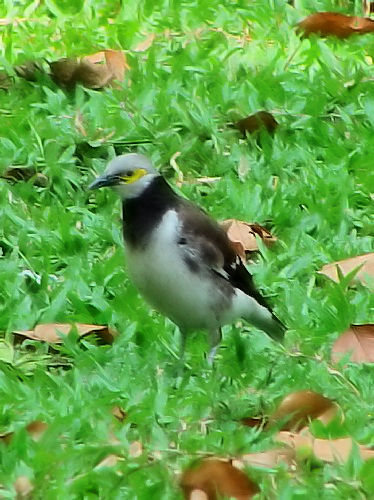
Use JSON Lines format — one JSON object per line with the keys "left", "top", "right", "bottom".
{"left": 177, "top": 200, "right": 272, "bottom": 310}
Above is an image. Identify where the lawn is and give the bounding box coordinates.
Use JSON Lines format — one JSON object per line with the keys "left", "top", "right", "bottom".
{"left": 0, "top": 0, "right": 373, "bottom": 498}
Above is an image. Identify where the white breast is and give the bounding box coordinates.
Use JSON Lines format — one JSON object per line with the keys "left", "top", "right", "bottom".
{"left": 124, "top": 210, "right": 225, "bottom": 331}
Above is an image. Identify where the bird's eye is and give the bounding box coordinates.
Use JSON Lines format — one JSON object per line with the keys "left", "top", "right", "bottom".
{"left": 126, "top": 170, "right": 134, "bottom": 177}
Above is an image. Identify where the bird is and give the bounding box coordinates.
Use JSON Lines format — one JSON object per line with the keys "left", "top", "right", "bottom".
{"left": 89, "top": 153, "right": 285, "bottom": 363}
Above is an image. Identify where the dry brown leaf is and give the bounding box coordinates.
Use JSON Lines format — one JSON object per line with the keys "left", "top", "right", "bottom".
{"left": 1, "top": 166, "right": 49, "bottom": 187}
{"left": 241, "top": 416, "right": 267, "bottom": 429}
{"left": 50, "top": 50, "right": 128, "bottom": 90}
{"left": 133, "top": 33, "right": 156, "bottom": 52}
{"left": 276, "top": 431, "right": 374, "bottom": 463}
{"left": 269, "top": 390, "right": 337, "bottom": 431}
{"left": 220, "top": 219, "right": 276, "bottom": 260}
{"left": 237, "top": 448, "right": 294, "bottom": 469}
{"left": 49, "top": 58, "right": 79, "bottom": 87}
{"left": 13, "top": 323, "right": 116, "bottom": 344}
{"left": 14, "top": 60, "right": 44, "bottom": 81}
{"left": 180, "top": 459, "right": 259, "bottom": 500}
{"left": 332, "top": 324, "right": 374, "bottom": 364}
{"left": 189, "top": 491, "right": 208, "bottom": 500}
{"left": 297, "top": 12, "right": 374, "bottom": 38}
{"left": 0, "top": 431, "right": 14, "bottom": 445}
{"left": 1, "top": 166, "right": 36, "bottom": 182}
{"left": 231, "top": 111, "right": 278, "bottom": 137}
{"left": 318, "top": 253, "right": 374, "bottom": 287}
{"left": 0, "top": 71, "right": 13, "bottom": 90}
{"left": 111, "top": 406, "right": 127, "bottom": 422}
{"left": 129, "top": 440, "right": 143, "bottom": 458}
{"left": 101, "top": 49, "right": 128, "bottom": 82}
{"left": 26, "top": 421, "right": 48, "bottom": 441}
{"left": 95, "top": 454, "right": 120, "bottom": 469}
{"left": 14, "top": 476, "right": 33, "bottom": 498}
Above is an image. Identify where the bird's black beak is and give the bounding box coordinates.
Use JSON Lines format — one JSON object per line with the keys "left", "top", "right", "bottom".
{"left": 88, "top": 174, "right": 119, "bottom": 190}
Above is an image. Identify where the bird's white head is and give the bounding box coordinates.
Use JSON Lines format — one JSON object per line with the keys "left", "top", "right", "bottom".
{"left": 89, "top": 153, "right": 159, "bottom": 199}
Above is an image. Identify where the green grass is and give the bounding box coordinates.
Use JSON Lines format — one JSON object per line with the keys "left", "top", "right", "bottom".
{"left": 0, "top": 0, "right": 373, "bottom": 497}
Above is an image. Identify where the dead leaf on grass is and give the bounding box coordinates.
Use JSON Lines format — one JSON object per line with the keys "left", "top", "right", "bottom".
{"left": 26, "top": 421, "right": 48, "bottom": 441}
{"left": 240, "top": 416, "right": 267, "bottom": 429}
{"left": 231, "top": 111, "right": 278, "bottom": 137}
{"left": 220, "top": 219, "right": 277, "bottom": 260}
{"left": 111, "top": 406, "right": 127, "bottom": 422}
{"left": 14, "top": 476, "right": 33, "bottom": 498}
{"left": 0, "top": 431, "right": 14, "bottom": 445}
{"left": 181, "top": 459, "right": 259, "bottom": 500}
{"left": 276, "top": 431, "right": 374, "bottom": 463}
{"left": 0, "top": 71, "right": 13, "bottom": 90}
{"left": 50, "top": 49, "right": 128, "bottom": 89}
{"left": 269, "top": 390, "right": 338, "bottom": 431}
{"left": 332, "top": 324, "right": 374, "bottom": 364}
{"left": 13, "top": 323, "right": 116, "bottom": 344}
{"left": 236, "top": 448, "right": 294, "bottom": 469}
{"left": 297, "top": 12, "right": 374, "bottom": 38}
{"left": 14, "top": 60, "right": 44, "bottom": 81}
{"left": 1, "top": 166, "right": 48, "bottom": 187}
{"left": 129, "top": 440, "right": 143, "bottom": 458}
{"left": 95, "top": 454, "right": 121, "bottom": 469}
{"left": 318, "top": 253, "right": 374, "bottom": 287}
{"left": 133, "top": 33, "right": 156, "bottom": 52}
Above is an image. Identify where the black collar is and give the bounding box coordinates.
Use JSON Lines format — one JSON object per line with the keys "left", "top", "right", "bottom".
{"left": 122, "top": 176, "right": 178, "bottom": 248}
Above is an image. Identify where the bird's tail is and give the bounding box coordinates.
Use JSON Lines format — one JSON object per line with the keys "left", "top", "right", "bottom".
{"left": 263, "top": 313, "right": 286, "bottom": 342}
{"left": 231, "top": 289, "right": 286, "bottom": 342}
{"left": 245, "top": 307, "right": 285, "bottom": 342}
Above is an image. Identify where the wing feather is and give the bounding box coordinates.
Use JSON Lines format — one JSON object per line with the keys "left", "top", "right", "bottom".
{"left": 177, "top": 200, "right": 271, "bottom": 309}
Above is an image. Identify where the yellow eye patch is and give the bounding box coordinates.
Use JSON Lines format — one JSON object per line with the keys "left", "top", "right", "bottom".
{"left": 120, "top": 168, "right": 147, "bottom": 184}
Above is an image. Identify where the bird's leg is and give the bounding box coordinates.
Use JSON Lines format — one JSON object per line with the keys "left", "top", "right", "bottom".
{"left": 207, "top": 328, "right": 222, "bottom": 365}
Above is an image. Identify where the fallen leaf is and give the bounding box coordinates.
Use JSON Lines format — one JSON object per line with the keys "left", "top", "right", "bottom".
{"left": 0, "top": 431, "right": 14, "bottom": 445}
{"left": 237, "top": 448, "right": 294, "bottom": 469}
{"left": 50, "top": 50, "right": 128, "bottom": 90}
{"left": 111, "top": 406, "right": 127, "bottom": 422}
{"left": 318, "top": 253, "right": 374, "bottom": 287}
{"left": 189, "top": 491, "right": 208, "bottom": 500}
{"left": 133, "top": 33, "right": 156, "bottom": 52}
{"left": 13, "top": 323, "right": 116, "bottom": 344}
{"left": 100, "top": 49, "right": 128, "bottom": 82}
{"left": 14, "top": 476, "right": 33, "bottom": 498}
{"left": 95, "top": 454, "right": 120, "bottom": 469}
{"left": 181, "top": 459, "right": 259, "bottom": 500}
{"left": 14, "top": 60, "right": 44, "bottom": 81}
{"left": 332, "top": 324, "right": 374, "bottom": 363}
{"left": 297, "top": 12, "right": 374, "bottom": 38}
{"left": 1, "top": 165, "right": 49, "bottom": 187}
{"left": 220, "top": 219, "right": 277, "bottom": 260}
{"left": 269, "top": 390, "right": 338, "bottom": 431}
{"left": 26, "top": 421, "right": 48, "bottom": 441}
{"left": 129, "top": 440, "right": 143, "bottom": 458}
{"left": 49, "top": 58, "right": 79, "bottom": 87}
{"left": 1, "top": 165, "right": 36, "bottom": 182}
{"left": 231, "top": 111, "right": 278, "bottom": 137}
{"left": 0, "top": 71, "right": 13, "bottom": 90}
{"left": 276, "top": 431, "right": 374, "bottom": 463}
{"left": 240, "top": 416, "right": 267, "bottom": 429}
